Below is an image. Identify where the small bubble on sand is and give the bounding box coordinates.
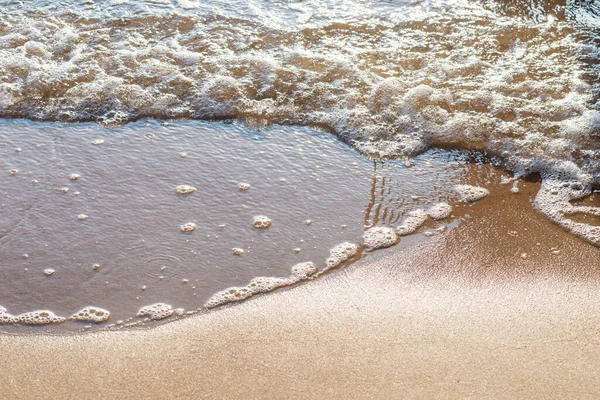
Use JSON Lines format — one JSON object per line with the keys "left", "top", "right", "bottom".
{"left": 238, "top": 182, "right": 251, "bottom": 190}
{"left": 510, "top": 181, "right": 520, "bottom": 194}
{"left": 77, "top": 214, "right": 88, "bottom": 220}
{"left": 91, "top": 139, "right": 104, "bottom": 145}
{"left": 43, "top": 268, "right": 55, "bottom": 276}
{"left": 180, "top": 152, "right": 187, "bottom": 158}
{"left": 293, "top": 248, "right": 301, "bottom": 253}
{"left": 15, "top": 148, "right": 22, "bottom": 153}
{"left": 69, "top": 174, "right": 80, "bottom": 180}
{"left": 305, "top": 220, "right": 312, "bottom": 225}
{"left": 253, "top": 215, "right": 272, "bottom": 229}
{"left": 92, "top": 264, "right": 101, "bottom": 271}
{"left": 521, "top": 253, "right": 528, "bottom": 259}
{"left": 176, "top": 185, "right": 196, "bottom": 195}
{"left": 22, "top": 254, "right": 28, "bottom": 259}
{"left": 180, "top": 222, "right": 196, "bottom": 233}
{"left": 280, "top": 178, "right": 286, "bottom": 182}
{"left": 31, "top": 180, "right": 38, "bottom": 184}
{"left": 9, "top": 169, "right": 17, "bottom": 175}
{"left": 232, "top": 248, "right": 244, "bottom": 256}
{"left": 59, "top": 187, "right": 69, "bottom": 193}
{"left": 218, "top": 224, "right": 226, "bottom": 228}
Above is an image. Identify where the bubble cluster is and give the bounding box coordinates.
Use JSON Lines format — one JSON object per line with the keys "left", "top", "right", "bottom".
{"left": 0, "top": 306, "right": 66, "bottom": 325}
{"left": 70, "top": 306, "right": 111, "bottom": 323}
{"left": 253, "top": 215, "right": 272, "bottom": 229}
{"left": 136, "top": 303, "right": 175, "bottom": 320}
{"left": 180, "top": 222, "right": 196, "bottom": 232}
{"left": 454, "top": 185, "right": 490, "bottom": 203}
{"left": 396, "top": 209, "right": 429, "bottom": 236}
{"left": 176, "top": 185, "right": 196, "bottom": 195}
{"left": 205, "top": 262, "right": 318, "bottom": 308}
{"left": 363, "top": 226, "right": 397, "bottom": 250}
{"left": 427, "top": 202, "right": 453, "bottom": 220}
{"left": 325, "top": 242, "right": 358, "bottom": 270}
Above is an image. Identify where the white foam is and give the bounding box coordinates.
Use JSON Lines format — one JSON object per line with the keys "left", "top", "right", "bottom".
{"left": 396, "top": 209, "right": 428, "bottom": 236}
{"left": 535, "top": 177, "right": 600, "bottom": 246}
{"left": 363, "top": 226, "right": 397, "bottom": 250}
{"left": 180, "top": 222, "right": 196, "bottom": 232}
{"left": 176, "top": 185, "right": 196, "bottom": 195}
{"left": 325, "top": 242, "right": 358, "bottom": 270}
{"left": 0, "top": 306, "right": 66, "bottom": 325}
{"left": 253, "top": 215, "right": 272, "bottom": 229}
{"left": 427, "top": 202, "right": 453, "bottom": 220}
{"left": 136, "top": 303, "right": 175, "bottom": 320}
{"left": 454, "top": 185, "right": 490, "bottom": 202}
{"left": 70, "top": 306, "right": 111, "bottom": 323}
{"left": 205, "top": 261, "right": 318, "bottom": 308}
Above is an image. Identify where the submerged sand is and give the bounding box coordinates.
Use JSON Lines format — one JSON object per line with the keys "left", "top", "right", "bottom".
{"left": 1, "top": 179, "right": 600, "bottom": 399}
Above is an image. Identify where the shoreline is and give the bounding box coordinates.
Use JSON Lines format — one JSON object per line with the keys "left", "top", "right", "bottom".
{"left": 2, "top": 186, "right": 600, "bottom": 398}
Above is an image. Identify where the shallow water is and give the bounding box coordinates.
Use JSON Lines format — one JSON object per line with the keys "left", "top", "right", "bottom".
{"left": 1, "top": 118, "right": 510, "bottom": 332}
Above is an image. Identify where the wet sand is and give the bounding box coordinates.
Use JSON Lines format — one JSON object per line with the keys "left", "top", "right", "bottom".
{"left": 2, "top": 180, "right": 599, "bottom": 399}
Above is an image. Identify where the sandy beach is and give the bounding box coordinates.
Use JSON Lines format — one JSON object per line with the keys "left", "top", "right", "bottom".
{"left": 2, "top": 182, "right": 600, "bottom": 399}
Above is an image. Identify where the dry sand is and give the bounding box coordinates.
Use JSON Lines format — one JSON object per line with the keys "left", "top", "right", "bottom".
{"left": 2, "top": 178, "right": 600, "bottom": 399}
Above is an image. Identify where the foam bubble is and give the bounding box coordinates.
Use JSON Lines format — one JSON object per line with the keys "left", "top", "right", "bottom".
{"left": 69, "top": 174, "right": 80, "bottom": 180}
{"left": 70, "top": 306, "right": 111, "bottom": 323}
{"left": 77, "top": 214, "right": 88, "bottom": 220}
{"left": 290, "top": 261, "right": 318, "bottom": 279}
{"left": 136, "top": 303, "right": 175, "bottom": 320}
{"left": 176, "top": 185, "right": 196, "bottom": 195}
{"left": 91, "top": 139, "right": 104, "bottom": 145}
{"left": 238, "top": 182, "right": 251, "bottom": 190}
{"left": 427, "top": 202, "right": 453, "bottom": 220}
{"left": 363, "top": 226, "right": 397, "bottom": 250}
{"left": 0, "top": 306, "right": 66, "bottom": 325}
{"left": 325, "top": 242, "right": 358, "bottom": 270}
{"left": 253, "top": 215, "right": 272, "bottom": 229}
{"left": 180, "top": 222, "right": 196, "bottom": 232}
{"left": 205, "top": 261, "right": 318, "bottom": 308}
{"left": 396, "top": 209, "right": 428, "bottom": 236}
{"left": 454, "top": 185, "right": 490, "bottom": 202}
